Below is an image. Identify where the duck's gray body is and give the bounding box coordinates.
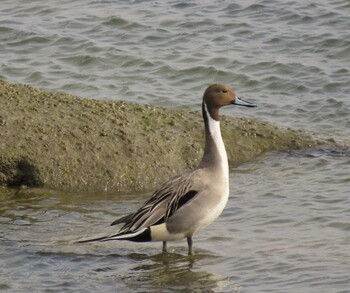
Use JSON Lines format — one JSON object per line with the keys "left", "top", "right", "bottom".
{"left": 79, "top": 84, "right": 256, "bottom": 254}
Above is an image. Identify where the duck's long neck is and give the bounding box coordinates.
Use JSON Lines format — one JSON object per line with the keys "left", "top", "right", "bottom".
{"left": 199, "top": 102, "right": 228, "bottom": 178}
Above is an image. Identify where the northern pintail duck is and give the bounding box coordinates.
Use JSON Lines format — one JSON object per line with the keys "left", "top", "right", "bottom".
{"left": 79, "top": 84, "right": 256, "bottom": 254}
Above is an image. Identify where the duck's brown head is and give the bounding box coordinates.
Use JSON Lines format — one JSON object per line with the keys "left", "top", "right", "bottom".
{"left": 203, "top": 84, "right": 256, "bottom": 121}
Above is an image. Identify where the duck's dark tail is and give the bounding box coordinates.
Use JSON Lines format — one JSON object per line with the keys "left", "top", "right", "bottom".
{"left": 76, "top": 235, "right": 112, "bottom": 243}
{"left": 77, "top": 227, "right": 151, "bottom": 243}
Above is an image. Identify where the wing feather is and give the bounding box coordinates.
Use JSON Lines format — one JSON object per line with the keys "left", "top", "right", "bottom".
{"left": 117, "top": 171, "right": 199, "bottom": 234}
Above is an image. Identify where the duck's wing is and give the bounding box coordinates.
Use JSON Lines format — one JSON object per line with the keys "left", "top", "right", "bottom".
{"left": 110, "top": 213, "right": 133, "bottom": 226}
{"left": 116, "top": 172, "right": 199, "bottom": 234}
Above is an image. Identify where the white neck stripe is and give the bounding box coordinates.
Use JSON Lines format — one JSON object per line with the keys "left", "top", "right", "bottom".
{"left": 203, "top": 103, "right": 228, "bottom": 179}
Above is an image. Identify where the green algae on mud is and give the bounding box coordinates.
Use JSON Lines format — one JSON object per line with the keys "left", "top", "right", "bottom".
{"left": 0, "top": 79, "right": 340, "bottom": 193}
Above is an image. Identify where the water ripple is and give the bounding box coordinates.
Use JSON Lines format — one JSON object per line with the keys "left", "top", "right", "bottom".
{"left": 1, "top": 0, "right": 349, "bottom": 138}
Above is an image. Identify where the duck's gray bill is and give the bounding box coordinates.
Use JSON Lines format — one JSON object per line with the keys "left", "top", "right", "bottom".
{"left": 233, "top": 96, "right": 257, "bottom": 107}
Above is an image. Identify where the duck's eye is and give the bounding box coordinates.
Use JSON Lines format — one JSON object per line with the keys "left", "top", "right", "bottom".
{"left": 222, "top": 89, "right": 228, "bottom": 93}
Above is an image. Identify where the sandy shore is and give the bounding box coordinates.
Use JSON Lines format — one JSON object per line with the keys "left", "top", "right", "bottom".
{"left": 0, "top": 79, "right": 339, "bottom": 193}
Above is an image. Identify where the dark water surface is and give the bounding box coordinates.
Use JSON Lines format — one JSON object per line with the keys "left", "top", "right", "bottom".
{"left": 1, "top": 0, "right": 350, "bottom": 292}
{"left": 1, "top": 149, "right": 349, "bottom": 292}
{"left": 1, "top": 0, "right": 349, "bottom": 137}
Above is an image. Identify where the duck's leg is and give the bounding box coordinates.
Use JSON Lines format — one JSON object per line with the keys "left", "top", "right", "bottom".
{"left": 187, "top": 237, "right": 193, "bottom": 255}
{"left": 162, "top": 241, "right": 167, "bottom": 253}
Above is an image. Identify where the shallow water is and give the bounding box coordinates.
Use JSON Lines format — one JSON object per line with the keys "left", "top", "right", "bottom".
{"left": 1, "top": 149, "right": 349, "bottom": 292}
{"left": 0, "top": 0, "right": 350, "bottom": 292}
